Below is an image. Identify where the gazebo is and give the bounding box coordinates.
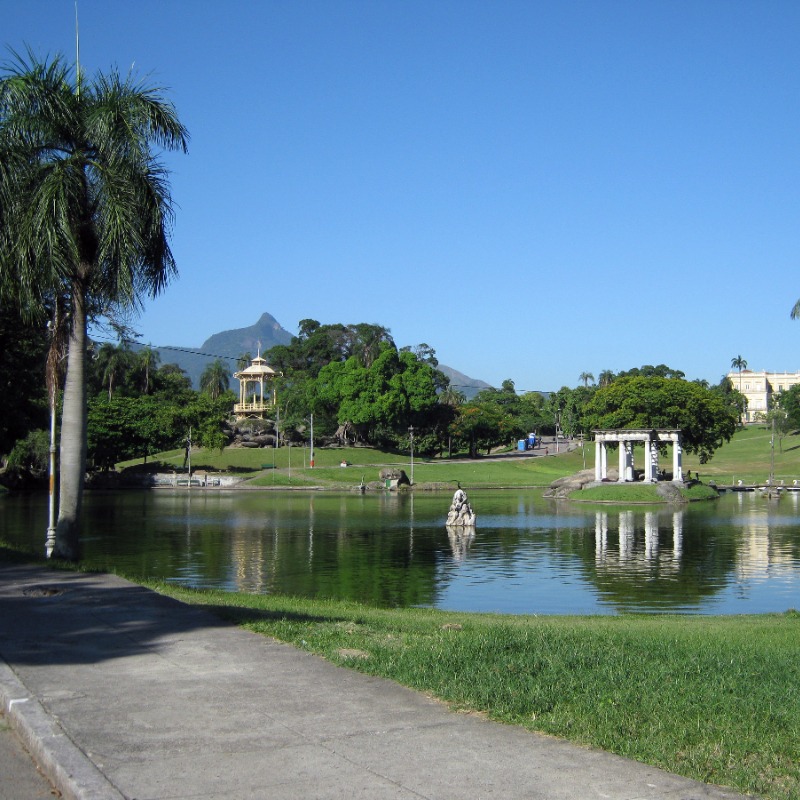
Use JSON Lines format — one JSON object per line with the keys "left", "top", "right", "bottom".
{"left": 593, "top": 429, "right": 684, "bottom": 483}
{"left": 232, "top": 352, "right": 278, "bottom": 420}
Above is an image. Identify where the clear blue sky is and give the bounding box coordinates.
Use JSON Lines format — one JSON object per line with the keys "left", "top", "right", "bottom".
{"left": 5, "top": 0, "right": 800, "bottom": 391}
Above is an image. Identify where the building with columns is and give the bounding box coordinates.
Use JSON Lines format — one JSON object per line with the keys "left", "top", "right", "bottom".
{"left": 594, "top": 429, "right": 683, "bottom": 483}
{"left": 725, "top": 369, "right": 800, "bottom": 421}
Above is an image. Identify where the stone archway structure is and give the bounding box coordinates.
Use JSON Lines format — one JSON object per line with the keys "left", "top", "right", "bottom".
{"left": 593, "top": 429, "right": 683, "bottom": 484}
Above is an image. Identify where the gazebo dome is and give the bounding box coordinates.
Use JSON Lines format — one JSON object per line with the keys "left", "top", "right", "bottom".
{"left": 233, "top": 354, "right": 275, "bottom": 381}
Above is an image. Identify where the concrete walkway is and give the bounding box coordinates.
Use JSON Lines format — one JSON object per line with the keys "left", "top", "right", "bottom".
{"left": 0, "top": 562, "right": 754, "bottom": 800}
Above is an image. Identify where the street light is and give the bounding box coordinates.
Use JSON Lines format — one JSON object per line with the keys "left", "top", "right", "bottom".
{"left": 309, "top": 413, "right": 314, "bottom": 468}
{"left": 408, "top": 426, "right": 415, "bottom": 485}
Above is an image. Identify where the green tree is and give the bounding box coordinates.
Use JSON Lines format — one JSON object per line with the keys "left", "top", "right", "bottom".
{"left": 94, "top": 342, "right": 134, "bottom": 400}
{"left": 583, "top": 376, "right": 738, "bottom": 463}
{"left": 131, "top": 346, "right": 160, "bottom": 395}
{"left": 0, "top": 304, "right": 48, "bottom": 456}
{"left": 450, "top": 400, "right": 513, "bottom": 458}
{"left": 579, "top": 371, "right": 594, "bottom": 387}
{"left": 200, "top": 359, "right": 230, "bottom": 400}
{"left": 778, "top": 384, "right": 800, "bottom": 430}
{"left": 598, "top": 369, "right": 615, "bottom": 387}
{"left": 0, "top": 51, "right": 188, "bottom": 559}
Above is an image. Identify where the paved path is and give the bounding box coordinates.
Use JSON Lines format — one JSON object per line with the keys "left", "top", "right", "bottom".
{"left": 0, "top": 710, "right": 57, "bottom": 799}
{"left": 0, "top": 562, "right": 754, "bottom": 800}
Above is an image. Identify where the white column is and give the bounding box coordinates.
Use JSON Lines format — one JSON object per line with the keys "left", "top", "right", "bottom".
{"left": 618, "top": 441, "right": 627, "bottom": 482}
{"left": 672, "top": 434, "right": 683, "bottom": 482}
{"left": 601, "top": 442, "right": 608, "bottom": 479}
{"left": 595, "top": 440, "right": 602, "bottom": 481}
{"left": 625, "top": 441, "right": 635, "bottom": 482}
{"left": 642, "top": 440, "right": 652, "bottom": 483}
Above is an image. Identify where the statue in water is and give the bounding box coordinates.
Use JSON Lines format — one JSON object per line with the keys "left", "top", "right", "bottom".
{"left": 446, "top": 488, "right": 476, "bottom": 527}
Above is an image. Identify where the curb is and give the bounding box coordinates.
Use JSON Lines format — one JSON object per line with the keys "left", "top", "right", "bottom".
{"left": 0, "top": 657, "right": 126, "bottom": 800}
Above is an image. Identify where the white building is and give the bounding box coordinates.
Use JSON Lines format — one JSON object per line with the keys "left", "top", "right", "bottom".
{"left": 726, "top": 369, "right": 800, "bottom": 420}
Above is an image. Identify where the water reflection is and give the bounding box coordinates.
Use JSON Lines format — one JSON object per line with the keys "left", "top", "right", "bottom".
{"left": 1, "top": 490, "right": 799, "bottom": 614}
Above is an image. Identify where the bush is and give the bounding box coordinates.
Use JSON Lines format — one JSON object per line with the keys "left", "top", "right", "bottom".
{"left": 6, "top": 429, "right": 50, "bottom": 476}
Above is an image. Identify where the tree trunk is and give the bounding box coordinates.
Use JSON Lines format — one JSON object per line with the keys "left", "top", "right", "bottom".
{"left": 54, "top": 287, "right": 88, "bottom": 561}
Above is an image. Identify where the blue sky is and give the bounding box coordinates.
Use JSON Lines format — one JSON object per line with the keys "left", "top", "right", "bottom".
{"left": 4, "top": 0, "right": 800, "bottom": 391}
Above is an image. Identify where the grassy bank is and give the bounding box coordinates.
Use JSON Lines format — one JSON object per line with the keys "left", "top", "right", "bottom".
{"left": 116, "top": 425, "right": 800, "bottom": 492}
{"left": 120, "top": 444, "right": 588, "bottom": 490}
{"left": 148, "top": 582, "right": 799, "bottom": 800}
{"left": 575, "top": 484, "right": 720, "bottom": 502}
{"left": 682, "top": 425, "right": 800, "bottom": 485}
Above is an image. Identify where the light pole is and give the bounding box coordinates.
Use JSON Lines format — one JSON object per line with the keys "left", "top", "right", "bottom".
{"left": 309, "top": 413, "right": 314, "bottom": 468}
{"left": 408, "top": 425, "right": 415, "bottom": 485}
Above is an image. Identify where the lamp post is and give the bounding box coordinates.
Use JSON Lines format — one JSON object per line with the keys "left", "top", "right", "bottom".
{"left": 309, "top": 413, "right": 314, "bottom": 468}
{"left": 46, "top": 378, "right": 57, "bottom": 557}
{"left": 408, "top": 425, "right": 415, "bottom": 485}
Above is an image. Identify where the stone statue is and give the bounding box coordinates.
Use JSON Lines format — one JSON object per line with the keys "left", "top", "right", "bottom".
{"left": 446, "top": 488, "right": 476, "bottom": 527}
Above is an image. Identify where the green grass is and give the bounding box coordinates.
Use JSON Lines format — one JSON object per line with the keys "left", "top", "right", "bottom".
{"left": 575, "top": 484, "right": 720, "bottom": 503}
{"left": 683, "top": 425, "right": 800, "bottom": 485}
{"left": 576, "top": 485, "right": 664, "bottom": 502}
{"left": 115, "top": 425, "right": 800, "bottom": 496}
{"left": 119, "top": 444, "right": 589, "bottom": 490}
{"left": 146, "top": 582, "right": 800, "bottom": 800}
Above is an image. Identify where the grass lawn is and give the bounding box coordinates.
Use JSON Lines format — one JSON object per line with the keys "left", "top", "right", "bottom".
{"left": 120, "top": 444, "right": 589, "bottom": 490}
{"left": 149, "top": 582, "right": 800, "bottom": 800}
{"left": 118, "top": 426, "right": 800, "bottom": 491}
{"left": 683, "top": 425, "right": 800, "bottom": 485}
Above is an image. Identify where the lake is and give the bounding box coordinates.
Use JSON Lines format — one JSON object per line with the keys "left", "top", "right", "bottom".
{"left": 2, "top": 489, "right": 799, "bottom": 614}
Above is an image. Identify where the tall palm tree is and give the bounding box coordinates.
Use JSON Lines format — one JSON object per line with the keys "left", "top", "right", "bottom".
{"left": 730, "top": 355, "right": 748, "bottom": 423}
{"left": 200, "top": 359, "right": 230, "bottom": 400}
{"left": 135, "top": 346, "right": 159, "bottom": 395}
{"left": 95, "top": 342, "right": 132, "bottom": 400}
{"left": 0, "top": 51, "right": 188, "bottom": 559}
{"left": 579, "top": 372, "right": 594, "bottom": 387}
{"left": 598, "top": 370, "right": 615, "bottom": 387}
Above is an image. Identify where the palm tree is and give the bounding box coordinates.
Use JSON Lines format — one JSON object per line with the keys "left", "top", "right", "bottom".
{"left": 95, "top": 342, "right": 132, "bottom": 401}
{"left": 597, "top": 370, "right": 615, "bottom": 387}
{"left": 579, "top": 372, "right": 594, "bottom": 387}
{"left": 200, "top": 359, "right": 230, "bottom": 400}
{"left": 135, "top": 346, "right": 159, "bottom": 395}
{"left": 0, "top": 51, "right": 188, "bottom": 559}
{"left": 730, "top": 355, "right": 748, "bottom": 424}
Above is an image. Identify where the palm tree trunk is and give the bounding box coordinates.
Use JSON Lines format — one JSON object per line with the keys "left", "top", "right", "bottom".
{"left": 54, "top": 286, "right": 88, "bottom": 561}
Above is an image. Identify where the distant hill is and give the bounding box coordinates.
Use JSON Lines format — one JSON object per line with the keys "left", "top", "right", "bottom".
{"left": 437, "top": 365, "right": 492, "bottom": 399}
{"left": 150, "top": 312, "right": 491, "bottom": 395}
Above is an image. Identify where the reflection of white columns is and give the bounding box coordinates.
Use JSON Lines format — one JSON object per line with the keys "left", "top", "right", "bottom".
{"left": 619, "top": 511, "right": 634, "bottom": 559}
{"left": 672, "top": 434, "right": 683, "bottom": 482}
{"left": 645, "top": 511, "right": 658, "bottom": 560}
{"left": 595, "top": 512, "right": 608, "bottom": 562}
{"left": 672, "top": 511, "right": 683, "bottom": 563}
{"left": 595, "top": 441, "right": 603, "bottom": 480}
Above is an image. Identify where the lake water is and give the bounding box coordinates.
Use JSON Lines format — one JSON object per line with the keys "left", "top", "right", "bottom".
{"left": 2, "top": 489, "right": 799, "bottom": 614}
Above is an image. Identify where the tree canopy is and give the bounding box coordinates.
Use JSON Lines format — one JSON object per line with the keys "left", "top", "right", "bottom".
{"left": 583, "top": 377, "right": 738, "bottom": 462}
